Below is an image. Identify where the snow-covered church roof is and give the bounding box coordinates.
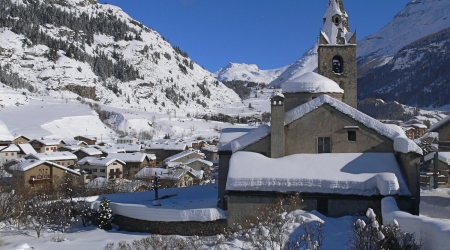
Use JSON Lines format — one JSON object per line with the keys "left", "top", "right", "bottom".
{"left": 226, "top": 152, "right": 411, "bottom": 196}
{"left": 230, "top": 95, "right": 422, "bottom": 155}
{"left": 281, "top": 72, "right": 343, "bottom": 94}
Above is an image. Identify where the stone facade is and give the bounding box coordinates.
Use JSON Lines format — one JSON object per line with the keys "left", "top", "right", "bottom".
{"left": 318, "top": 45, "right": 357, "bottom": 108}
{"left": 113, "top": 215, "right": 227, "bottom": 236}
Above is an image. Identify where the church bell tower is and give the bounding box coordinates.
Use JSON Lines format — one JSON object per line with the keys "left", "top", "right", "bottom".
{"left": 318, "top": 0, "right": 357, "bottom": 108}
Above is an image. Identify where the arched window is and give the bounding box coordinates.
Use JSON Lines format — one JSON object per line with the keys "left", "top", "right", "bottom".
{"left": 334, "top": 17, "right": 340, "bottom": 25}
{"left": 332, "top": 56, "right": 344, "bottom": 73}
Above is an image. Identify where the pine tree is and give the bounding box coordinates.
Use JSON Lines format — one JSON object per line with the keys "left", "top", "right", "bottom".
{"left": 98, "top": 197, "right": 113, "bottom": 230}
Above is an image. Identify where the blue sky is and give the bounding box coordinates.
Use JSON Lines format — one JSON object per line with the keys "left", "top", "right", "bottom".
{"left": 98, "top": 0, "right": 410, "bottom": 72}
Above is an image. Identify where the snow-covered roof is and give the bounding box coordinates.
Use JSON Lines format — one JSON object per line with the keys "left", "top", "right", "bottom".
{"left": 321, "top": 0, "right": 353, "bottom": 45}
{"left": 270, "top": 92, "right": 285, "bottom": 99}
{"left": 59, "top": 145, "right": 82, "bottom": 151}
{"left": 111, "top": 143, "right": 142, "bottom": 152}
{"left": 135, "top": 166, "right": 202, "bottom": 180}
{"left": 94, "top": 145, "right": 126, "bottom": 154}
{"left": 107, "top": 152, "right": 148, "bottom": 163}
{"left": 163, "top": 150, "right": 204, "bottom": 163}
{"left": 430, "top": 114, "right": 450, "bottom": 132}
{"left": 201, "top": 146, "right": 218, "bottom": 153}
{"left": 231, "top": 95, "right": 422, "bottom": 155}
{"left": 0, "top": 119, "right": 13, "bottom": 142}
{"left": 75, "top": 147, "right": 103, "bottom": 156}
{"left": 0, "top": 144, "right": 20, "bottom": 152}
{"left": 218, "top": 127, "right": 254, "bottom": 151}
{"left": 17, "top": 143, "right": 37, "bottom": 154}
{"left": 281, "top": 72, "right": 343, "bottom": 94}
{"left": 9, "top": 159, "right": 80, "bottom": 175}
{"left": 74, "top": 135, "right": 97, "bottom": 141}
{"left": 184, "top": 158, "right": 213, "bottom": 167}
{"left": 226, "top": 152, "right": 411, "bottom": 196}
{"left": 424, "top": 152, "right": 450, "bottom": 165}
{"left": 13, "top": 134, "right": 30, "bottom": 141}
{"left": 78, "top": 157, "right": 125, "bottom": 167}
{"left": 29, "top": 138, "right": 63, "bottom": 146}
{"left": 147, "top": 154, "right": 156, "bottom": 160}
{"left": 145, "top": 141, "right": 188, "bottom": 151}
{"left": 25, "top": 152, "right": 77, "bottom": 161}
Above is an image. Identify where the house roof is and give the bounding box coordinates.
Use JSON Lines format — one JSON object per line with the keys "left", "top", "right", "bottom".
{"left": 78, "top": 157, "right": 125, "bottom": 167}
{"left": 25, "top": 152, "right": 77, "bottom": 161}
{"left": 424, "top": 152, "right": 450, "bottom": 165}
{"left": 13, "top": 135, "right": 30, "bottom": 141}
{"left": 111, "top": 144, "right": 142, "bottom": 152}
{"left": 9, "top": 159, "right": 80, "bottom": 175}
{"left": 218, "top": 127, "right": 254, "bottom": 151}
{"left": 429, "top": 114, "right": 450, "bottom": 132}
{"left": 29, "top": 138, "right": 64, "bottom": 146}
{"left": 17, "top": 143, "right": 37, "bottom": 154}
{"left": 281, "top": 72, "right": 344, "bottom": 94}
{"left": 93, "top": 145, "right": 126, "bottom": 154}
{"left": 230, "top": 95, "right": 422, "bottom": 155}
{"left": 226, "top": 152, "right": 410, "bottom": 196}
{"left": 184, "top": 158, "right": 214, "bottom": 167}
{"left": 107, "top": 153, "right": 148, "bottom": 163}
{"left": 145, "top": 141, "right": 188, "bottom": 151}
{"left": 74, "top": 135, "right": 97, "bottom": 141}
{"left": 59, "top": 145, "right": 82, "bottom": 151}
{"left": 135, "top": 166, "right": 202, "bottom": 180}
{"left": 201, "top": 146, "right": 218, "bottom": 153}
{"left": 163, "top": 150, "right": 204, "bottom": 163}
{"left": 75, "top": 148, "right": 103, "bottom": 156}
{"left": 147, "top": 154, "right": 156, "bottom": 160}
{"left": 0, "top": 144, "right": 20, "bottom": 152}
{"left": 0, "top": 119, "right": 13, "bottom": 142}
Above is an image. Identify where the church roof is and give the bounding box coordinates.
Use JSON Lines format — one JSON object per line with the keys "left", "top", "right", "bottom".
{"left": 226, "top": 152, "right": 411, "bottom": 196}
{"left": 281, "top": 72, "right": 343, "bottom": 94}
{"left": 230, "top": 95, "right": 422, "bottom": 155}
{"left": 321, "top": 0, "right": 354, "bottom": 45}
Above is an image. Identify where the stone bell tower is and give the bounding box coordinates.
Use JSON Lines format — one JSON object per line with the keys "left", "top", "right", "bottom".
{"left": 318, "top": 0, "right": 357, "bottom": 108}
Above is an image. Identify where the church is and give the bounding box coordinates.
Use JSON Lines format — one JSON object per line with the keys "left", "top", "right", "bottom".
{"left": 218, "top": 0, "right": 423, "bottom": 225}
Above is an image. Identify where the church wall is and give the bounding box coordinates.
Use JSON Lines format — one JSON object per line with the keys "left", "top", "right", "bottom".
{"left": 318, "top": 45, "right": 357, "bottom": 108}
{"left": 284, "top": 104, "right": 394, "bottom": 155}
{"left": 284, "top": 92, "right": 343, "bottom": 112}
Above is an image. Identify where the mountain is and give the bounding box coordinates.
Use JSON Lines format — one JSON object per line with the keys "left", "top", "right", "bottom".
{"left": 214, "top": 62, "right": 289, "bottom": 84}
{"left": 357, "top": 0, "right": 450, "bottom": 75}
{"left": 358, "top": 27, "right": 450, "bottom": 108}
{"left": 0, "top": 0, "right": 241, "bottom": 115}
{"left": 357, "top": 0, "right": 450, "bottom": 108}
{"left": 268, "top": 44, "right": 318, "bottom": 87}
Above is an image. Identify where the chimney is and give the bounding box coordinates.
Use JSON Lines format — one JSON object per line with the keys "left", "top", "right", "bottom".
{"left": 270, "top": 93, "right": 285, "bottom": 158}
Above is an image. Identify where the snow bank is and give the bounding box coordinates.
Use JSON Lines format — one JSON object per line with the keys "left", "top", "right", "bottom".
{"left": 110, "top": 203, "right": 226, "bottom": 222}
{"left": 382, "top": 197, "right": 450, "bottom": 250}
{"left": 227, "top": 152, "right": 410, "bottom": 196}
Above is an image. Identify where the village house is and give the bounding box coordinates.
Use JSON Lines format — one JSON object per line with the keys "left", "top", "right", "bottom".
{"left": 144, "top": 140, "right": 189, "bottom": 166}
{"left": 116, "top": 136, "right": 138, "bottom": 144}
{"left": 163, "top": 150, "right": 206, "bottom": 166}
{"left": 16, "top": 143, "right": 38, "bottom": 158}
{"left": 429, "top": 115, "right": 450, "bottom": 151}
{"left": 29, "top": 138, "right": 65, "bottom": 153}
{"left": 135, "top": 165, "right": 202, "bottom": 188}
{"left": 219, "top": 0, "right": 423, "bottom": 226}
{"left": 73, "top": 135, "right": 97, "bottom": 145}
{"left": 107, "top": 152, "right": 152, "bottom": 178}
{"left": 78, "top": 157, "right": 125, "bottom": 183}
{"left": 184, "top": 158, "right": 214, "bottom": 181}
{"left": 72, "top": 147, "right": 103, "bottom": 160}
{"left": 9, "top": 159, "right": 81, "bottom": 188}
{"left": 422, "top": 152, "right": 450, "bottom": 188}
{"left": 24, "top": 152, "right": 77, "bottom": 168}
{"left": 0, "top": 144, "right": 20, "bottom": 166}
{"left": 111, "top": 143, "right": 142, "bottom": 153}
{"left": 403, "top": 127, "right": 416, "bottom": 140}
{"left": 13, "top": 135, "right": 30, "bottom": 145}
{"left": 201, "top": 146, "right": 219, "bottom": 165}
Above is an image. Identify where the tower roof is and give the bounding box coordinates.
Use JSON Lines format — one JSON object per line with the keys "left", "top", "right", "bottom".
{"left": 281, "top": 72, "right": 343, "bottom": 94}
{"left": 321, "top": 0, "right": 354, "bottom": 45}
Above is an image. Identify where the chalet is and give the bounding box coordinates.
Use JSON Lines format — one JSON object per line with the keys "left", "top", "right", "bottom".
{"left": 0, "top": 119, "right": 13, "bottom": 146}
{"left": 9, "top": 159, "right": 80, "bottom": 188}
{"left": 73, "top": 147, "right": 103, "bottom": 160}
{"left": 184, "top": 158, "right": 214, "bottom": 180}
{"left": 429, "top": 115, "right": 450, "bottom": 151}
{"left": 163, "top": 150, "right": 205, "bottom": 166}
{"left": 411, "top": 124, "right": 428, "bottom": 138}
{"left": 29, "top": 138, "right": 65, "bottom": 153}
{"left": 93, "top": 145, "right": 126, "bottom": 157}
{"left": 24, "top": 152, "right": 77, "bottom": 168}
{"left": 73, "top": 135, "right": 97, "bottom": 145}
{"left": 0, "top": 144, "right": 20, "bottom": 166}
{"left": 144, "top": 140, "right": 189, "bottom": 165}
{"left": 111, "top": 143, "right": 142, "bottom": 153}
{"left": 135, "top": 165, "right": 202, "bottom": 188}
{"left": 78, "top": 157, "right": 125, "bottom": 183}
{"left": 201, "top": 146, "right": 219, "bottom": 165}
{"left": 117, "top": 136, "right": 138, "bottom": 144}
{"left": 403, "top": 127, "right": 416, "bottom": 140}
{"left": 107, "top": 153, "right": 152, "bottom": 178}
{"left": 13, "top": 135, "right": 30, "bottom": 145}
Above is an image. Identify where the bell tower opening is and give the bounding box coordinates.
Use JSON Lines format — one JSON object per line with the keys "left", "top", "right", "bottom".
{"left": 332, "top": 56, "right": 343, "bottom": 74}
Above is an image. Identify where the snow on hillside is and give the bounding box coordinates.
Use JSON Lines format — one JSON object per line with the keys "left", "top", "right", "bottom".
{"left": 214, "top": 62, "right": 289, "bottom": 84}
{"left": 357, "top": 0, "right": 450, "bottom": 68}
{"left": 0, "top": 0, "right": 241, "bottom": 116}
{"left": 269, "top": 44, "right": 318, "bottom": 87}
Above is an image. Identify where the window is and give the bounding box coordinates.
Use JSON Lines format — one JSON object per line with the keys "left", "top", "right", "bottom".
{"left": 348, "top": 131, "right": 356, "bottom": 141}
{"left": 100, "top": 169, "right": 105, "bottom": 173}
{"left": 332, "top": 56, "right": 344, "bottom": 73}
{"left": 334, "top": 17, "right": 340, "bottom": 25}
{"left": 110, "top": 169, "right": 114, "bottom": 173}
{"left": 318, "top": 137, "right": 331, "bottom": 153}
{"left": 93, "top": 169, "right": 98, "bottom": 172}
{"left": 37, "top": 175, "right": 42, "bottom": 179}
{"left": 11, "top": 152, "right": 14, "bottom": 156}
{"left": 5, "top": 153, "right": 8, "bottom": 156}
